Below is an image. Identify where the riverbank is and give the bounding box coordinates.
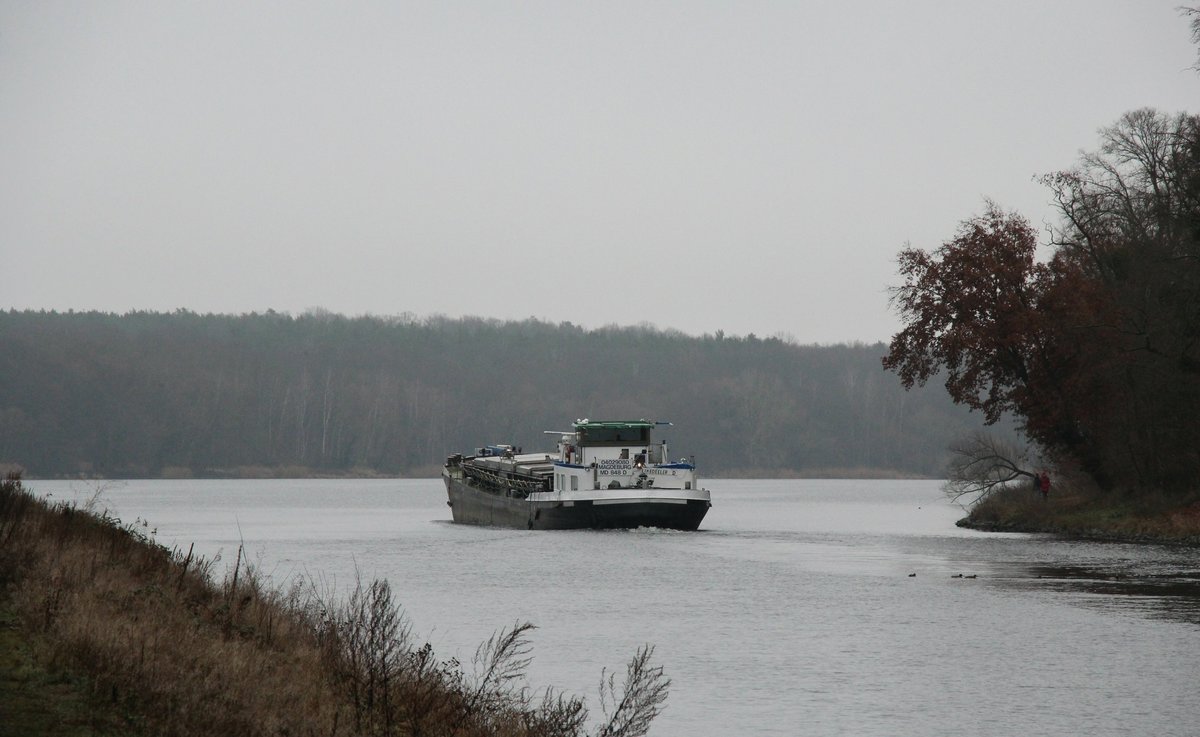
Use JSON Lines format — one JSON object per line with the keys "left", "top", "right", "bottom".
{"left": 0, "top": 473, "right": 667, "bottom": 737}
{"left": 957, "top": 484, "right": 1200, "bottom": 545}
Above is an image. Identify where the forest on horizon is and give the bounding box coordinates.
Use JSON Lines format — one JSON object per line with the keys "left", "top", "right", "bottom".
{"left": 0, "top": 309, "right": 1005, "bottom": 479}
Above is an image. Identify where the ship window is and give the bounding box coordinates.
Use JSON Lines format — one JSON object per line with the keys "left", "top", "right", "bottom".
{"left": 570, "top": 475, "right": 578, "bottom": 491}
{"left": 577, "top": 426, "right": 651, "bottom": 444}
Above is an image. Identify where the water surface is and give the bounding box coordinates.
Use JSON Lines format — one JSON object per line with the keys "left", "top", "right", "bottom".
{"left": 29, "top": 478, "right": 1200, "bottom": 736}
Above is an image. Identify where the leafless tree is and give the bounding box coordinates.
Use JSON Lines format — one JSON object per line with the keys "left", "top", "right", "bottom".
{"left": 1185, "top": 6, "right": 1200, "bottom": 71}
{"left": 943, "top": 431, "right": 1038, "bottom": 506}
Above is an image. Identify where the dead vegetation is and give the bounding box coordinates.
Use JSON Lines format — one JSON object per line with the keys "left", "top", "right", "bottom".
{"left": 960, "top": 470, "right": 1200, "bottom": 544}
{"left": 0, "top": 471, "right": 669, "bottom": 736}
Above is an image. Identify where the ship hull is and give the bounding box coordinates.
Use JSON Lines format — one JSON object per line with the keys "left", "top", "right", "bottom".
{"left": 444, "top": 474, "right": 710, "bottom": 530}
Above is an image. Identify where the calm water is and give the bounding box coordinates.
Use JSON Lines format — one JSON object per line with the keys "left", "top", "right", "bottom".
{"left": 28, "top": 478, "right": 1200, "bottom": 736}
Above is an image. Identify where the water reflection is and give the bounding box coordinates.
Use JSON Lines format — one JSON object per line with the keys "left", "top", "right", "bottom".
{"left": 1003, "top": 559, "right": 1200, "bottom": 626}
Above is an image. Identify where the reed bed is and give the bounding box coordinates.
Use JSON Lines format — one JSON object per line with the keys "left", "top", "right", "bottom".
{"left": 0, "top": 473, "right": 667, "bottom": 737}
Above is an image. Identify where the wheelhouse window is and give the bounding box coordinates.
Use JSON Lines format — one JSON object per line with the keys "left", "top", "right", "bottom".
{"left": 576, "top": 424, "right": 652, "bottom": 445}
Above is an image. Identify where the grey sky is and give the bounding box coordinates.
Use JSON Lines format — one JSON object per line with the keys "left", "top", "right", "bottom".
{"left": 3, "top": 2, "right": 1196, "bottom": 344}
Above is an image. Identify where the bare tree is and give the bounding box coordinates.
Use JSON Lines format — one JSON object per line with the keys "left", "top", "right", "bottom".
{"left": 1186, "top": 6, "right": 1200, "bottom": 71}
{"left": 943, "top": 431, "right": 1037, "bottom": 506}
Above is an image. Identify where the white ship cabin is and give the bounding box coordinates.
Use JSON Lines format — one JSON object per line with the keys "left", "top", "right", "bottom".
{"left": 551, "top": 419, "right": 699, "bottom": 492}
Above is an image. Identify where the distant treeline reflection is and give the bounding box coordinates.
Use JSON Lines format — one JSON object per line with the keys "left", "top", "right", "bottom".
{"left": 0, "top": 310, "right": 1002, "bottom": 478}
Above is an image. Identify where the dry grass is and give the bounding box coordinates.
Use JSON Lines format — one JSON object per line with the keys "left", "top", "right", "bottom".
{"left": 0, "top": 472, "right": 668, "bottom": 737}
{"left": 961, "top": 476, "right": 1200, "bottom": 544}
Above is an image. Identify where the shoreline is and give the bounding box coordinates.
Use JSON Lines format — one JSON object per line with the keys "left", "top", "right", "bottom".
{"left": 956, "top": 518, "right": 1200, "bottom": 547}
{"left": 958, "top": 488, "right": 1200, "bottom": 547}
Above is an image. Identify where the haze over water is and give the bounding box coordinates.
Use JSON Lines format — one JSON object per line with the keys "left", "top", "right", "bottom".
{"left": 30, "top": 478, "right": 1200, "bottom": 736}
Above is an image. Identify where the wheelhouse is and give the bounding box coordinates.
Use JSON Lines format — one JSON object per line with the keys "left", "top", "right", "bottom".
{"left": 551, "top": 419, "right": 697, "bottom": 492}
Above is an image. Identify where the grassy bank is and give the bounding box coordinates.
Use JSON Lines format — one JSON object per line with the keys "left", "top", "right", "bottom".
{"left": 0, "top": 472, "right": 668, "bottom": 737}
{"left": 0, "top": 595, "right": 134, "bottom": 736}
{"left": 958, "top": 483, "right": 1200, "bottom": 545}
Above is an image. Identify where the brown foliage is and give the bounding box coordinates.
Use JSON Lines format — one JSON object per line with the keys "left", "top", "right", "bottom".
{"left": 881, "top": 206, "right": 1095, "bottom": 468}
{"left": 885, "top": 108, "right": 1200, "bottom": 496}
{"left": 884, "top": 204, "right": 1046, "bottom": 424}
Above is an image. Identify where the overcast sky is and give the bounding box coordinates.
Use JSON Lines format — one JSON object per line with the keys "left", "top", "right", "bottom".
{"left": 3, "top": 2, "right": 1197, "bottom": 344}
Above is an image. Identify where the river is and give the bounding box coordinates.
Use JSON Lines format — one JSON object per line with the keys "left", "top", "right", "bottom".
{"left": 27, "top": 478, "right": 1200, "bottom": 736}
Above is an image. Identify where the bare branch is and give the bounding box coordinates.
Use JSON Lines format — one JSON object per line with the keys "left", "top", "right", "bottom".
{"left": 1185, "top": 6, "right": 1200, "bottom": 72}
{"left": 943, "top": 431, "right": 1037, "bottom": 505}
{"left": 468, "top": 620, "right": 536, "bottom": 710}
{"left": 595, "top": 645, "right": 670, "bottom": 737}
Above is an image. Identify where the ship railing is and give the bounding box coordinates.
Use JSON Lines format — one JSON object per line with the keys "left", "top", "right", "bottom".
{"left": 462, "top": 462, "right": 549, "bottom": 496}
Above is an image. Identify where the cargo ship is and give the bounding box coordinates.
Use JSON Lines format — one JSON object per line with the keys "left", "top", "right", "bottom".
{"left": 442, "top": 419, "right": 711, "bottom": 530}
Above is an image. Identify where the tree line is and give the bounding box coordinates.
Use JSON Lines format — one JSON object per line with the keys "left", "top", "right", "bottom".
{"left": 0, "top": 310, "right": 997, "bottom": 478}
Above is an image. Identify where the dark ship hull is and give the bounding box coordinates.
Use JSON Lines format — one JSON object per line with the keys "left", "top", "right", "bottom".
{"left": 443, "top": 474, "right": 710, "bottom": 530}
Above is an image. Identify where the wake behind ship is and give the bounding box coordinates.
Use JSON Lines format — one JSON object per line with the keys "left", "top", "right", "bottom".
{"left": 442, "top": 419, "right": 711, "bottom": 530}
